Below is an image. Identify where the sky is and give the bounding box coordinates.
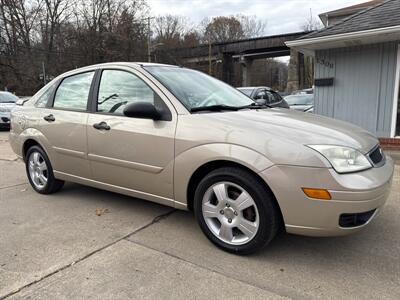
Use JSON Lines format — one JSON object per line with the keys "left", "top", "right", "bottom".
{"left": 147, "top": 0, "right": 366, "bottom": 35}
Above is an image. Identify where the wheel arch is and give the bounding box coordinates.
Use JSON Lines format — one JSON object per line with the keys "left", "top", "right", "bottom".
{"left": 18, "top": 127, "right": 54, "bottom": 163}
{"left": 185, "top": 159, "right": 285, "bottom": 232}
{"left": 174, "top": 143, "right": 282, "bottom": 220}
{"left": 186, "top": 160, "right": 261, "bottom": 210}
{"left": 22, "top": 138, "right": 42, "bottom": 161}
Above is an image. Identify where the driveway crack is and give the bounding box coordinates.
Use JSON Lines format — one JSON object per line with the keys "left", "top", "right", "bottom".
{"left": 0, "top": 182, "right": 28, "bottom": 191}
{"left": 0, "top": 209, "right": 177, "bottom": 300}
{"left": 124, "top": 239, "right": 299, "bottom": 300}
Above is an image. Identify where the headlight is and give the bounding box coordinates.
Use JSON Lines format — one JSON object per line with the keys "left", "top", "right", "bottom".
{"left": 308, "top": 145, "right": 372, "bottom": 173}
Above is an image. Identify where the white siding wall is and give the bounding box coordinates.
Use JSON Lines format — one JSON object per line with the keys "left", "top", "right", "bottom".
{"left": 315, "top": 42, "right": 399, "bottom": 137}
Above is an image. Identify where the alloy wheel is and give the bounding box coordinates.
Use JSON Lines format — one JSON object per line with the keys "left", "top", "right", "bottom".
{"left": 202, "top": 181, "right": 260, "bottom": 245}
{"left": 28, "top": 151, "right": 48, "bottom": 190}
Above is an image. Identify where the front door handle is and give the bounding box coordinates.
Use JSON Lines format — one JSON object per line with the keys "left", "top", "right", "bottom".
{"left": 93, "top": 121, "right": 110, "bottom": 131}
{"left": 43, "top": 114, "right": 55, "bottom": 122}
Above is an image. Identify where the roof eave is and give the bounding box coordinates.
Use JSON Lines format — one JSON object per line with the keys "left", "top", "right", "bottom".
{"left": 286, "top": 25, "right": 400, "bottom": 56}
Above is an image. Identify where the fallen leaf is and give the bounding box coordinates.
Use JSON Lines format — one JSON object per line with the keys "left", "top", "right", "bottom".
{"left": 95, "top": 208, "right": 109, "bottom": 216}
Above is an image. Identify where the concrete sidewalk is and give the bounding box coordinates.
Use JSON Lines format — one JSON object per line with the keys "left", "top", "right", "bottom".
{"left": 1, "top": 130, "right": 399, "bottom": 299}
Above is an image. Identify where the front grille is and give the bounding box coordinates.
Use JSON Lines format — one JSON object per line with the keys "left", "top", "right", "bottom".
{"left": 369, "top": 146, "right": 384, "bottom": 165}
{"left": 339, "top": 209, "right": 376, "bottom": 228}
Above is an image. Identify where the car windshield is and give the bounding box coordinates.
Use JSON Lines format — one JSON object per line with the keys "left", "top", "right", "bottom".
{"left": 237, "top": 88, "right": 254, "bottom": 97}
{"left": 0, "top": 92, "right": 18, "bottom": 103}
{"left": 144, "top": 66, "right": 255, "bottom": 111}
{"left": 284, "top": 94, "right": 313, "bottom": 106}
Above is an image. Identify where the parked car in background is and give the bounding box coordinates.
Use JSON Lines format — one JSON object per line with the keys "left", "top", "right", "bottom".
{"left": 9, "top": 63, "right": 394, "bottom": 254}
{"left": 292, "top": 88, "right": 313, "bottom": 95}
{"left": 237, "top": 86, "right": 289, "bottom": 108}
{"left": 0, "top": 91, "right": 18, "bottom": 129}
{"left": 284, "top": 94, "right": 314, "bottom": 112}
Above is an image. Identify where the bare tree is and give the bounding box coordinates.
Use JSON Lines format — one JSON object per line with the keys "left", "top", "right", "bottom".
{"left": 41, "top": 0, "right": 71, "bottom": 58}
{"left": 153, "top": 14, "right": 201, "bottom": 49}
{"left": 301, "top": 8, "right": 322, "bottom": 31}
{"left": 237, "top": 15, "right": 266, "bottom": 38}
{"left": 0, "top": 2, "right": 272, "bottom": 95}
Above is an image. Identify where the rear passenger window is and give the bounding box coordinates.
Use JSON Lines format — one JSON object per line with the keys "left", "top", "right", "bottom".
{"left": 53, "top": 72, "right": 94, "bottom": 111}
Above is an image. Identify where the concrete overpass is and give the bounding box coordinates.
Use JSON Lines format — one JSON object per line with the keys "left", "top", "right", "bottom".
{"left": 160, "top": 31, "right": 310, "bottom": 89}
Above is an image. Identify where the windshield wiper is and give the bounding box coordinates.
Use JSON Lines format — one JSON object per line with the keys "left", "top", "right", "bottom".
{"left": 238, "top": 102, "right": 272, "bottom": 109}
{"left": 190, "top": 102, "right": 272, "bottom": 113}
{"left": 190, "top": 104, "right": 242, "bottom": 112}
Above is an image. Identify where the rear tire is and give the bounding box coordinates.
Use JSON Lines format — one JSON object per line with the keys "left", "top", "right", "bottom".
{"left": 25, "top": 145, "right": 64, "bottom": 194}
{"left": 194, "top": 167, "right": 280, "bottom": 255}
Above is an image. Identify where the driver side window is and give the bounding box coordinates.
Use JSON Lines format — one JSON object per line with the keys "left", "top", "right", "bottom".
{"left": 255, "top": 90, "right": 267, "bottom": 100}
{"left": 267, "top": 91, "right": 282, "bottom": 104}
{"left": 97, "top": 70, "right": 162, "bottom": 114}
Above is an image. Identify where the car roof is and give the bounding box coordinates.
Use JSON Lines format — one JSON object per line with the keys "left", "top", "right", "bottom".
{"left": 50, "top": 62, "right": 181, "bottom": 83}
{"left": 78, "top": 62, "right": 177, "bottom": 70}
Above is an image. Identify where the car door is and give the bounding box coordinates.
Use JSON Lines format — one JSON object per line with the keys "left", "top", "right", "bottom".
{"left": 37, "top": 71, "right": 95, "bottom": 178}
{"left": 87, "top": 68, "right": 176, "bottom": 205}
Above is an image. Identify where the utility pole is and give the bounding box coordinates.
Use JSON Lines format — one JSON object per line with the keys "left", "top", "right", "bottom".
{"left": 42, "top": 62, "right": 46, "bottom": 85}
{"left": 208, "top": 41, "right": 212, "bottom": 75}
{"left": 147, "top": 17, "right": 151, "bottom": 63}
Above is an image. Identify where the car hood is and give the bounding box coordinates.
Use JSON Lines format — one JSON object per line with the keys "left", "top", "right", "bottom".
{"left": 0, "top": 102, "right": 16, "bottom": 110}
{"left": 204, "top": 108, "right": 378, "bottom": 154}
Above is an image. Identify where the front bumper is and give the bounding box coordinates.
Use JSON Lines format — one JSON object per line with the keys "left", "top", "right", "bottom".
{"left": 260, "top": 156, "right": 394, "bottom": 236}
{"left": 0, "top": 112, "right": 11, "bottom": 127}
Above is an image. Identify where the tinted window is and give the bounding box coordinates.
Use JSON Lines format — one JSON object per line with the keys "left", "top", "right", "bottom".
{"left": 53, "top": 72, "right": 94, "bottom": 111}
{"left": 284, "top": 94, "right": 314, "bottom": 106}
{"left": 267, "top": 91, "right": 282, "bottom": 104}
{"left": 255, "top": 90, "right": 267, "bottom": 100}
{"left": 97, "top": 70, "right": 163, "bottom": 114}
{"left": 238, "top": 88, "right": 254, "bottom": 97}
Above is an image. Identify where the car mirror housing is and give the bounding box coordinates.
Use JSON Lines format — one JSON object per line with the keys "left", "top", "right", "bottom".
{"left": 123, "top": 102, "right": 162, "bottom": 120}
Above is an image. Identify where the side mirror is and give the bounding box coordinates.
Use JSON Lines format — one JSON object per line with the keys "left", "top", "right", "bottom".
{"left": 123, "top": 102, "right": 161, "bottom": 120}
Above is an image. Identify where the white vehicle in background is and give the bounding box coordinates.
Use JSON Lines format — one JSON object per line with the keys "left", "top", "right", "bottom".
{"left": 0, "top": 91, "right": 18, "bottom": 129}
{"left": 284, "top": 94, "right": 314, "bottom": 113}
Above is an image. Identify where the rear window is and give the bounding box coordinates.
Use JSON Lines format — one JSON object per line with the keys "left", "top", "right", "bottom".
{"left": 284, "top": 94, "right": 314, "bottom": 106}
{"left": 0, "top": 92, "right": 18, "bottom": 103}
{"left": 238, "top": 88, "right": 254, "bottom": 97}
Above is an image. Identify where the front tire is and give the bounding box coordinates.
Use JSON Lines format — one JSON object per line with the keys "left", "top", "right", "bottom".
{"left": 194, "top": 167, "right": 280, "bottom": 255}
{"left": 25, "top": 145, "right": 64, "bottom": 194}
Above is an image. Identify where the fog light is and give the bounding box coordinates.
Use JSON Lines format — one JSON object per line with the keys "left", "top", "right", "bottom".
{"left": 302, "top": 188, "right": 331, "bottom": 200}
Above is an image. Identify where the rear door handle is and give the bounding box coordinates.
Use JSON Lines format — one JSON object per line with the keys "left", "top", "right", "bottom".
{"left": 43, "top": 114, "right": 55, "bottom": 122}
{"left": 93, "top": 121, "right": 110, "bottom": 131}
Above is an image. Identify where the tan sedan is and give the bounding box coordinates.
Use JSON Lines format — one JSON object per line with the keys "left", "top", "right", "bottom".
{"left": 9, "top": 63, "right": 394, "bottom": 254}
